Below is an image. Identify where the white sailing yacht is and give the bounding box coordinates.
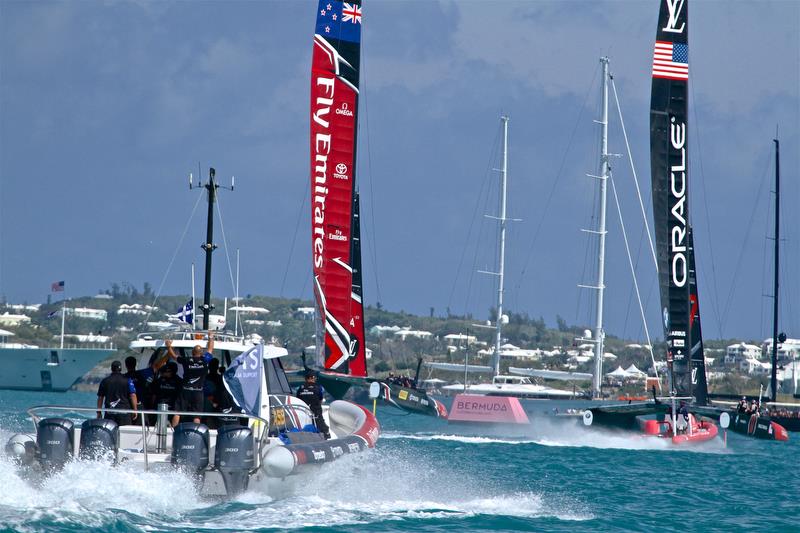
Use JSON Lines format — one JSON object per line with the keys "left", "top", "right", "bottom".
{"left": 438, "top": 116, "right": 576, "bottom": 400}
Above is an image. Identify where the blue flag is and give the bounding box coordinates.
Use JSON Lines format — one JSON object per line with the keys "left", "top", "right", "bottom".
{"left": 171, "top": 298, "right": 193, "bottom": 325}
{"left": 223, "top": 344, "right": 263, "bottom": 417}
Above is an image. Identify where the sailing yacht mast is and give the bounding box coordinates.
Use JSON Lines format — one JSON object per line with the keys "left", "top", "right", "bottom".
{"left": 492, "top": 115, "right": 510, "bottom": 377}
{"left": 590, "top": 57, "right": 610, "bottom": 397}
{"left": 770, "top": 136, "right": 780, "bottom": 402}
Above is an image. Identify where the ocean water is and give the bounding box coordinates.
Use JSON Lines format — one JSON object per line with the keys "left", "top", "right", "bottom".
{"left": 0, "top": 390, "right": 797, "bottom": 532}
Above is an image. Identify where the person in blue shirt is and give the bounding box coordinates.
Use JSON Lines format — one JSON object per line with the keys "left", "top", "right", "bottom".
{"left": 166, "top": 330, "right": 214, "bottom": 426}
{"left": 96, "top": 360, "right": 138, "bottom": 426}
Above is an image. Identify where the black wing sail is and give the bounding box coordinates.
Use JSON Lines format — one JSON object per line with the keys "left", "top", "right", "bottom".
{"left": 650, "top": 0, "right": 692, "bottom": 397}
{"left": 687, "top": 226, "right": 708, "bottom": 405}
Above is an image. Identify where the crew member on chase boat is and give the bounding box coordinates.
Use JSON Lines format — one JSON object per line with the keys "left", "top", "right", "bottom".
{"left": 166, "top": 330, "right": 215, "bottom": 426}
{"left": 96, "top": 360, "right": 138, "bottom": 426}
{"left": 297, "top": 372, "right": 330, "bottom": 439}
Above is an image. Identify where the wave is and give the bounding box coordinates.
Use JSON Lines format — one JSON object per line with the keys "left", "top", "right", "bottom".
{"left": 382, "top": 431, "right": 537, "bottom": 445}
{"left": 382, "top": 424, "right": 729, "bottom": 454}
{"left": 0, "top": 433, "right": 592, "bottom": 531}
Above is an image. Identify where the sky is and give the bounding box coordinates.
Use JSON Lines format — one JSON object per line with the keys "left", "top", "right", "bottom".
{"left": 0, "top": 0, "right": 798, "bottom": 342}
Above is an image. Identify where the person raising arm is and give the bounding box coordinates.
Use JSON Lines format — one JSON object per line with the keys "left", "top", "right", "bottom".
{"left": 167, "top": 331, "right": 215, "bottom": 426}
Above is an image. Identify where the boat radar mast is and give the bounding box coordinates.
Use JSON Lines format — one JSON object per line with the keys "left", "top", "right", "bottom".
{"left": 189, "top": 167, "right": 234, "bottom": 330}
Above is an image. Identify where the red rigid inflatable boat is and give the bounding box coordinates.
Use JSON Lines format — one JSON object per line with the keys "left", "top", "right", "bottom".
{"left": 638, "top": 414, "right": 718, "bottom": 445}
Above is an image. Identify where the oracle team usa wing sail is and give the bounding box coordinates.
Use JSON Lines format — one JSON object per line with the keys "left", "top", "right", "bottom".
{"left": 650, "top": 0, "right": 693, "bottom": 398}
{"left": 687, "top": 226, "right": 708, "bottom": 405}
{"left": 310, "top": 0, "right": 362, "bottom": 372}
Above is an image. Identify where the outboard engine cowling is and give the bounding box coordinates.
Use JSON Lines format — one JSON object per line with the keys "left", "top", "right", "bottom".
{"left": 171, "top": 423, "right": 209, "bottom": 474}
{"left": 36, "top": 418, "right": 74, "bottom": 472}
{"left": 79, "top": 418, "right": 119, "bottom": 461}
{"left": 214, "top": 425, "right": 254, "bottom": 496}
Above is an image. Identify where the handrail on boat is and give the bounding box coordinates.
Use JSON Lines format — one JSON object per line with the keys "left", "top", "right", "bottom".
{"left": 267, "top": 402, "right": 315, "bottom": 432}
{"left": 26, "top": 400, "right": 320, "bottom": 471}
{"left": 26, "top": 405, "right": 273, "bottom": 471}
{"left": 134, "top": 330, "right": 248, "bottom": 344}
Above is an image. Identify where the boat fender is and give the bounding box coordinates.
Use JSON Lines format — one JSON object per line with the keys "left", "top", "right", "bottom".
{"left": 262, "top": 445, "right": 296, "bottom": 478}
{"left": 263, "top": 435, "right": 367, "bottom": 478}
{"left": 214, "top": 425, "right": 254, "bottom": 496}
{"left": 79, "top": 418, "right": 119, "bottom": 462}
{"left": 36, "top": 418, "right": 74, "bottom": 472}
{"left": 583, "top": 410, "right": 594, "bottom": 426}
{"left": 5, "top": 434, "right": 36, "bottom": 465}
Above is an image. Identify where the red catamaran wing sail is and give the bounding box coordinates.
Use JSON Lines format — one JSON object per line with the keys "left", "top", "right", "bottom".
{"left": 650, "top": 0, "right": 692, "bottom": 397}
{"left": 310, "top": 0, "right": 362, "bottom": 373}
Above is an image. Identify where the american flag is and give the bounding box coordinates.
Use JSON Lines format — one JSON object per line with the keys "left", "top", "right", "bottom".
{"left": 51, "top": 280, "right": 65, "bottom": 292}
{"left": 652, "top": 41, "right": 688, "bottom": 80}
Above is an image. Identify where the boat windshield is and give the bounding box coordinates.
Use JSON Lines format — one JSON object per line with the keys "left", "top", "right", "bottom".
{"left": 493, "top": 376, "right": 533, "bottom": 385}
{"left": 265, "top": 357, "right": 292, "bottom": 394}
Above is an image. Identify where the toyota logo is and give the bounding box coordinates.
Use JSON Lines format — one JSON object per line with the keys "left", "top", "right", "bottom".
{"left": 336, "top": 163, "right": 347, "bottom": 174}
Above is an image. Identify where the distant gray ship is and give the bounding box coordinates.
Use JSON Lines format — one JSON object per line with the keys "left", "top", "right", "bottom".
{"left": 0, "top": 345, "right": 115, "bottom": 391}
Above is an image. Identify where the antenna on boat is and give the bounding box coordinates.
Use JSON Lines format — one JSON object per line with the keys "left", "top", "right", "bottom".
{"left": 235, "top": 248, "right": 241, "bottom": 336}
{"left": 193, "top": 166, "right": 234, "bottom": 331}
{"left": 191, "top": 263, "right": 196, "bottom": 329}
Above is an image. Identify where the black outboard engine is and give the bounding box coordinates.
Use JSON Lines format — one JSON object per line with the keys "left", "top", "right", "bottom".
{"left": 36, "top": 418, "right": 74, "bottom": 472}
{"left": 214, "top": 425, "right": 254, "bottom": 496}
{"left": 171, "top": 423, "right": 209, "bottom": 476}
{"left": 79, "top": 418, "right": 119, "bottom": 461}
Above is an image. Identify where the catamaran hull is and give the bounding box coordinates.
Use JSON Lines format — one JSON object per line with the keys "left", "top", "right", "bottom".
{"left": 316, "top": 372, "right": 446, "bottom": 417}
{"left": 584, "top": 402, "right": 668, "bottom": 431}
{"left": 766, "top": 416, "right": 800, "bottom": 433}
{"left": 730, "top": 413, "right": 789, "bottom": 441}
{"left": 692, "top": 406, "right": 789, "bottom": 441}
{"left": 379, "top": 382, "right": 447, "bottom": 417}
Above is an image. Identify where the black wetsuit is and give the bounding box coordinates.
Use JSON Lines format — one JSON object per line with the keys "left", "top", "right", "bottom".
{"left": 176, "top": 353, "right": 212, "bottom": 414}
{"left": 98, "top": 373, "right": 136, "bottom": 426}
{"left": 296, "top": 382, "right": 330, "bottom": 437}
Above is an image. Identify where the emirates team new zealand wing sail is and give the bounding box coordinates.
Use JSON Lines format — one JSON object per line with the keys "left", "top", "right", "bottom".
{"left": 650, "top": 0, "right": 692, "bottom": 399}
{"left": 348, "top": 192, "right": 367, "bottom": 377}
{"left": 310, "top": 0, "right": 363, "bottom": 374}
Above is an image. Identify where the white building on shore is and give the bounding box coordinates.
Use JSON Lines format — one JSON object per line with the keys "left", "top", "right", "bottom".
{"left": 761, "top": 337, "right": 800, "bottom": 361}
{"left": 0, "top": 312, "right": 32, "bottom": 326}
{"left": 65, "top": 307, "right": 108, "bottom": 320}
{"left": 725, "top": 342, "right": 762, "bottom": 364}
{"left": 394, "top": 327, "right": 432, "bottom": 340}
{"left": 443, "top": 333, "right": 478, "bottom": 345}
